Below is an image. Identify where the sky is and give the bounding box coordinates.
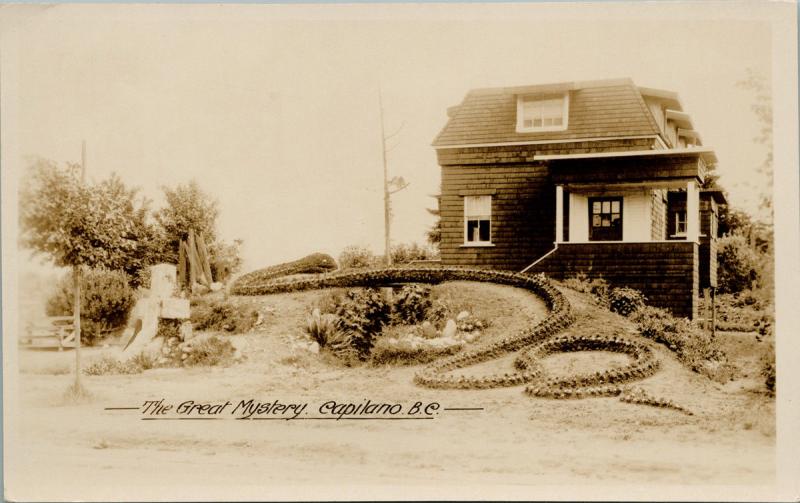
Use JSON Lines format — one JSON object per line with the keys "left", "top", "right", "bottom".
{"left": 3, "top": 2, "right": 776, "bottom": 273}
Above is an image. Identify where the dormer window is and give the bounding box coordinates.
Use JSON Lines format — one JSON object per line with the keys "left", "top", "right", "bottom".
{"left": 516, "top": 93, "right": 569, "bottom": 133}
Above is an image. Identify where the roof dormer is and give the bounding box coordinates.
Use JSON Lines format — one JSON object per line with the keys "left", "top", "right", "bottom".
{"left": 515, "top": 92, "right": 570, "bottom": 133}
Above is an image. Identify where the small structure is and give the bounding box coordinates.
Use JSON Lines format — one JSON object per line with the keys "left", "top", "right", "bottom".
{"left": 120, "top": 264, "right": 191, "bottom": 358}
{"left": 432, "top": 78, "right": 726, "bottom": 318}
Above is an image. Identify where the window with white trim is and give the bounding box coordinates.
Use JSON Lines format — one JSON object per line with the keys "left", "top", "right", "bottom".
{"left": 674, "top": 210, "right": 687, "bottom": 236}
{"left": 464, "top": 195, "right": 492, "bottom": 244}
{"left": 516, "top": 93, "right": 569, "bottom": 133}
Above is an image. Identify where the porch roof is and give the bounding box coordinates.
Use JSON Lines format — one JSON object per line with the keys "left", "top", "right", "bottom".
{"left": 540, "top": 148, "right": 715, "bottom": 187}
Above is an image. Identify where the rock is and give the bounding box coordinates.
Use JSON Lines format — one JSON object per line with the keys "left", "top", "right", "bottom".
{"left": 150, "top": 264, "right": 177, "bottom": 299}
{"left": 309, "top": 342, "right": 320, "bottom": 354}
{"left": 160, "top": 298, "right": 190, "bottom": 319}
{"left": 254, "top": 312, "right": 264, "bottom": 326}
{"left": 442, "top": 319, "right": 457, "bottom": 339}
{"left": 421, "top": 321, "right": 437, "bottom": 339}
{"left": 456, "top": 310, "right": 470, "bottom": 321}
{"left": 210, "top": 282, "right": 223, "bottom": 292}
{"left": 179, "top": 321, "right": 194, "bottom": 341}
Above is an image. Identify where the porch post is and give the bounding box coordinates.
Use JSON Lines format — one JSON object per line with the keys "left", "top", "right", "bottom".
{"left": 555, "top": 185, "right": 564, "bottom": 244}
{"left": 686, "top": 180, "right": 699, "bottom": 242}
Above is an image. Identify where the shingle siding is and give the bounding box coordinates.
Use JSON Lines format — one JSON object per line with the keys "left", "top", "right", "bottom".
{"left": 433, "top": 81, "right": 661, "bottom": 147}
{"left": 529, "top": 242, "right": 699, "bottom": 319}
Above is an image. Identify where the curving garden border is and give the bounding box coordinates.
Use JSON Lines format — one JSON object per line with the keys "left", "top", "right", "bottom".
{"left": 232, "top": 266, "right": 668, "bottom": 401}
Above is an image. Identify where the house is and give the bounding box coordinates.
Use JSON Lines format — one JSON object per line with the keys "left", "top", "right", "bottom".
{"left": 432, "top": 78, "right": 726, "bottom": 319}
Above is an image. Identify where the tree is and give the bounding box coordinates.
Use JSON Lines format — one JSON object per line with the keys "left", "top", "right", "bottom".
{"left": 154, "top": 180, "right": 219, "bottom": 264}
{"left": 737, "top": 68, "right": 773, "bottom": 222}
{"left": 20, "top": 156, "right": 139, "bottom": 391}
{"left": 426, "top": 192, "right": 441, "bottom": 246}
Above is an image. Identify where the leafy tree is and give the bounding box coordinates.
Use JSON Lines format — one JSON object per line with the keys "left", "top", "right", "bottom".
{"left": 20, "top": 158, "right": 140, "bottom": 389}
{"left": 737, "top": 68, "right": 773, "bottom": 221}
{"left": 155, "top": 180, "right": 219, "bottom": 263}
{"left": 426, "top": 192, "right": 441, "bottom": 246}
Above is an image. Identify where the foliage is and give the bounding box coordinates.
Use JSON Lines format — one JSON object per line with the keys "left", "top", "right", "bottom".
{"left": 390, "top": 242, "right": 438, "bottom": 264}
{"left": 392, "top": 284, "right": 432, "bottom": 324}
{"left": 332, "top": 289, "right": 391, "bottom": 358}
{"left": 337, "top": 246, "right": 378, "bottom": 270}
{"left": 304, "top": 308, "right": 341, "bottom": 347}
{"left": 46, "top": 268, "right": 135, "bottom": 345}
{"left": 209, "top": 239, "right": 244, "bottom": 283}
{"left": 182, "top": 335, "right": 237, "bottom": 366}
{"left": 562, "top": 273, "right": 609, "bottom": 304}
{"left": 736, "top": 68, "right": 773, "bottom": 219}
{"left": 717, "top": 234, "right": 761, "bottom": 294}
{"left": 608, "top": 287, "right": 646, "bottom": 317}
{"left": 20, "top": 159, "right": 139, "bottom": 270}
{"left": 426, "top": 193, "right": 442, "bottom": 246}
{"left": 190, "top": 298, "right": 258, "bottom": 333}
{"left": 83, "top": 355, "right": 145, "bottom": 375}
{"left": 760, "top": 345, "right": 775, "bottom": 395}
{"left": 371, "top": 332, "right": 462, "bottom": 366}
{"left": 154, "top": 180, "right": 220, "bottom": 264}
{"left": 630, "top": 306, "right": 725, "bottom": 376}
{"left": 232, "top": 253, "right": 337, "bottom": 292}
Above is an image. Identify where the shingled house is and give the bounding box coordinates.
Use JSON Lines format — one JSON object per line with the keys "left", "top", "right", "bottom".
{"left": 432, "top": 78, "right": 726, "bottom": 319}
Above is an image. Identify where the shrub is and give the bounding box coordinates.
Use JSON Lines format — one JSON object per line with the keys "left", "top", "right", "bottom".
{"left": 190, "top": 298, "right": 258, "bottom": 333}
{"left": 608, "top": 287, "right": 646, "bottom": 317}
{"left": 83, "top": 355, "right": 144, "bottom": 375}
{"left": 562, "top": 273, "right": 609, "bottom": 304}
{"left": 392, "top": 284, "right": 432, "bottom": 324}
{"left": 390, "top": 243, "right": 438, "bottom": 265}
{"left": 371, "top": 334, "right": 462, "bottom": 365}
{"left": 338, "top": 246, "right": 378, "bottom": 269}
{"left": 718, "top": 234, "right": 761, "bottom": 294}
{"left": 46, "top": 268, "right": 136, "bottom": 345}
{"left": 333, "top": 289, "right": 391, "bottom": 358}
{"left": 182, "top": 335, "right": 237, "bottom": 366}
{"left": 305, "top": 308, "right": 341, "bottom": 347}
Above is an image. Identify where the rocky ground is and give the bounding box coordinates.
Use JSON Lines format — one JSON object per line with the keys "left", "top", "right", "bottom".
{"left": 6, "top": 282, "right": 775, "bottom": 501}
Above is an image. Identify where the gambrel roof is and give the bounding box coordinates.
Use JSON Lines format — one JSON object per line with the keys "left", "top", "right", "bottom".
{"left": 432, "top": 78, "right": 674, "bottom": 147}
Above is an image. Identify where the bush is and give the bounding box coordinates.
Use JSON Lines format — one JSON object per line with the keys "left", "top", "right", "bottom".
{"left": 631, "top": 306, "right": 726, "bottom": 377}
{"left": 46, "top": 268, "right": 136, "bottom": 345}
{"left": 190, "top": 298, "right": 258, "bottom": 333}
{"left": 392, "top": 284, "right": 432, "bottom": 324}
{"left": 305, "top": 308, "right": 341, "bottom": 347}
{"left": 333, "top": 289, "right": 391, "bottom": 358}
{"left": 718, "top": 234, "right": 761, "bottom": 294}
{"left": 390, "top": 243, "right": 438, "bottom": 265}
{"left": 338, "top": 246, "right": 378, "bottom": 269}
{"left": 608, "top": 287, "right": 646, "bottom": 317}
{"left": 563, "top": 273, "right": 609, "bottom": 303}
{"left": 83, "top": 355, "right": 145, "bottom": 375}
{"left": 182, "top": 335, "right": 237, "bottom": 366}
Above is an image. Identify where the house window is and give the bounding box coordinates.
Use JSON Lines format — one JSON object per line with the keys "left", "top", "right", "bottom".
{"left": 516, "top": 93, "right": 569, "bottom": 133}
{"left": 589, "top": 197, "right": 622, "bottom": 241}
{"left": 464, "top": 195, "right": 491, "bottom": 244}
{"left": 674, "top": 210, "right": 687, "bottom": 236}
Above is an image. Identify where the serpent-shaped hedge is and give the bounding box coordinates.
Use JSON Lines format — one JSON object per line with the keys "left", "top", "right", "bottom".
{"left": 232, "top": 266, "right": 664, "bottom": 399}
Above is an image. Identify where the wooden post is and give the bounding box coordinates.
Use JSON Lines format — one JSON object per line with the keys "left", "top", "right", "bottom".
{"left": 711, "top": 286, "right": 717, "bottom": 339}
{"left": 73, "top": 266, "right": 82, "bottom": 387}
{"left": 686, "top": 180, "right": 699, "bottom": 242}
{"left": 555, "top": 185, "right": 564, "bottom": 244}
{"left": 379, "top": 89, "right": 391, "bottom": 267}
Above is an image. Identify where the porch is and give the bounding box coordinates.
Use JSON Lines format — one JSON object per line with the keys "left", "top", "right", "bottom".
{"left": 530, "top": 148, "right": 716, "bottom": 319}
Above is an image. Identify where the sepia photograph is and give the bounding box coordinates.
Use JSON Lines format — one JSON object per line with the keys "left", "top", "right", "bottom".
{"left": 1, "top": 2, "right": 798, "bottom": 501}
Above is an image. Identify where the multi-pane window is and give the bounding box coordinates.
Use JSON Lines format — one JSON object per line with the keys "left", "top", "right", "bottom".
{"left": 517, "top": 94, "right": 568, "bottom": 132}
{"left": 464, "top": 195, "right": 491, "bottom": 244}
{"left": 674, "top": 210, "right": 687, "bottom": 236}
{"left": 589, "top": 197, "right": 623, "bottom": 241}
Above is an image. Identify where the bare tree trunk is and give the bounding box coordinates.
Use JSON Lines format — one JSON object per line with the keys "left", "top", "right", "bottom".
{"left": 73, "top": 265, "right": 82, "bottom": 387}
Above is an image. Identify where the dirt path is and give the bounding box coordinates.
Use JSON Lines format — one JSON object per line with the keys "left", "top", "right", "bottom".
{"left": 6, "top": 283, "right": 775, "bottom": 501}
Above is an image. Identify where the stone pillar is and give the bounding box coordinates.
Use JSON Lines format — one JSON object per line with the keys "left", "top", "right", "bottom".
{"left": 150, "top": 264, "right": 177, "bottom": 299}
